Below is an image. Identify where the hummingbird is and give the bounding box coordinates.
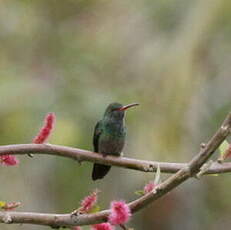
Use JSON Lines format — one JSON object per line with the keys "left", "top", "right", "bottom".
{"left": 92, "top": 102, "right": 139, "bottom": 180}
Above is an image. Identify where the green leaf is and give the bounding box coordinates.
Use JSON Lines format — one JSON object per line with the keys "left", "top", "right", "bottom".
{"left": 154, "top": 164, "right": 161, "bottom": 185}
{"left": 134, "top": 190, "right": 145, "bottom": 196}
{"left": 209, "top": 174, "right": 219, "bottom": 177}
{"left": 219, "top": 140, "right": 229, "bottom": 156}
{"left": 0, "top": 201, "right": 6, "bottom": 208}
{"left": 88, "top": 205, "right": 100, "bottom": 213}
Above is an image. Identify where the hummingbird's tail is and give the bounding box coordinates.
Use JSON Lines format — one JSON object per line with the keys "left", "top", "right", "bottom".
{"left": 92, "top": 163, "right": 111, "bottom": 180}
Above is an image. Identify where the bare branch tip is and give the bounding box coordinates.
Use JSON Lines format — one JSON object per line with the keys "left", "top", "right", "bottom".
{"left": 200, "top": 143, "right": 206, "bottom": 149}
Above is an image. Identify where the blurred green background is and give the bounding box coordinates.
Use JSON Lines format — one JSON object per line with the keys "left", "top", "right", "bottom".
{"left": 0, "top": 0, "right": 231, "bottom": 229}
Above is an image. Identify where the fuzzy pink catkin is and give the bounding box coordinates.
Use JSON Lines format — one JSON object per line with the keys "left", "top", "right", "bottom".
{"left": 33, "top": 112, "right": 56, "bottom": 144}
{"left": 1, "top": 201, "right": 21, "bottom": 211}
{"left": 108, "top": 200, "right": 131, "bottom": 225}
{"left": 91, "top": 223, "right": 114, "bottom": 230}
{"left": 144, "top": 181, "right": 156, "bottom": 194}
{"left": 80, "top": 190, "right": 98, "bottom": 213}
{"left": 0, "top": 155, "right": 19, "bottom": 166}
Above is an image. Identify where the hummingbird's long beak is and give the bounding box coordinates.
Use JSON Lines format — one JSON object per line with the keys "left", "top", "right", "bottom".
{"left": 118, "top": 103, "right": 139, "bottom": 111}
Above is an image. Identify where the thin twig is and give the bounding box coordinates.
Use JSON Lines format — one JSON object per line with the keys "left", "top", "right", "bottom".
{"left": 120, "top": 224, "right": 128, "bottom": 230}
{"left": 0, "top": 144, "right": 230, "bottom": 175}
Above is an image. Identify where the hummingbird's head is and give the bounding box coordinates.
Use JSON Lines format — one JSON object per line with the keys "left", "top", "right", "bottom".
{"left": 104, "top": 102, "right": 139, "bottom": 120}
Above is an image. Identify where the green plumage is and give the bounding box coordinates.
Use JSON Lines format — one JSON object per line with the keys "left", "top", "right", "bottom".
{"left": 92, "top": 102, "right": 138, "bottom": 180}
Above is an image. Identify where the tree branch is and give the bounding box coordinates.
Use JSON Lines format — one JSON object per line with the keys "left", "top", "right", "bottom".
{"left": 0, "top": 143, "right": 230, "bottom": 175}
{"left": 0, "top": 112, "right": 231, "bottom": 228}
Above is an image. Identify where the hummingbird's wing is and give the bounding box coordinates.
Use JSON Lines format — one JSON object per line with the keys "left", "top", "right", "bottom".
{"left": 93, "top": 120, "right": 102, "bottom": 153}
{"left": 92, "top": 120, "right": 111, "bottom": 180}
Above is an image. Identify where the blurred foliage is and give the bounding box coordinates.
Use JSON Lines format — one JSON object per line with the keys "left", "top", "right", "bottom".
{"left": 0, "top": 0, "right": 231, "bottom": 229}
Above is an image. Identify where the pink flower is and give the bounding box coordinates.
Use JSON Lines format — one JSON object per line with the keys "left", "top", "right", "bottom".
{"left": 33, "top": 112, "right": 56, "bottom": 144}
{"left": 0, "top": 155, "right": 19, "bottom": 166}
{"left": 1, "top": 201, "right": 21, "bottom": 211}
{"left": 80, "top": 190, "right": 99, "bottom": 213}
{"left": 108, "top": 201, "right": 131, "bottom": 225}
{"left": 144, "top": 182, "right": 156, "bottom": 194}
{"left": 71, "top": 227, "right": 82, "bottom": 230}
{"left": 91, "top": 223, "right": 114, "bottom": 230}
